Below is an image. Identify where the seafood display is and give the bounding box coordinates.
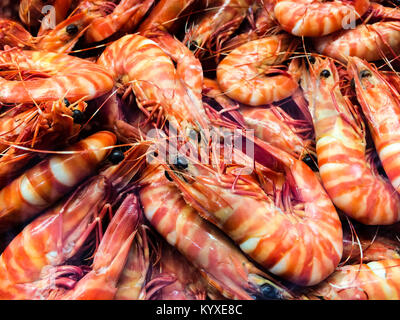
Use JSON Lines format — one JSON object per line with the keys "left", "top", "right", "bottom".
{"left": 1, "top": 0, "right": 400, "bottom": 301}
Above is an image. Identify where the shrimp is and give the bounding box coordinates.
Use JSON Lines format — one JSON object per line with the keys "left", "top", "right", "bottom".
{"left": 0, "top": 48, "right": 114, "bottom": 103}
{"left": 139, "top": 163, "right": 293, "bottom": 299}
{"left": 0, "top": 99, "right": 87, "bottom": 188}
{"left": 183, "top": 0, "right": 255, "bottom": 57}
{"left": 299, "top": 57, "right": 400, "bottom": 225}
{"left": 313, "top": 21, "right": 400, "bottom": 62}
{"left": 97, "top": 34, "right": 209, "bottom": 141}
{"left": 216, "top": 34, "right": 300, "bottom": 106}
{"left": 147, "top": 243, "right": 207, "bottom": 300}
{"left": 53, "top": 194, "right": 140, "bottom": 300}
{"left": 0, "top": 176, "right": 110, "bottom": 299}
{"left": 138, "top": 0, "right": 196, "bottom": 34}
{"left": 163, "top": 137, "right": 343, "bottom": 286}
{"left": 307, "top": 259, "right": 400, "bottom": 300}
{"left": 273, "top": 0, "right": 371, "bottom": 37}
{"left": 115, "top": 223, "right": 150, "bottom": 300}
{"left": 0, "top": 131, "right": 116, "bottom": 230}
{"left": 84, "top": 0, "right": 155, "bottom": 43}
{"left": 348, "top": 57, "right": 400, "bottom": 195}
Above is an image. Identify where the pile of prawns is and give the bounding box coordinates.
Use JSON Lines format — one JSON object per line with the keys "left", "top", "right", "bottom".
{"left": 0, "top": 0, "right": 400, "bottom": 300}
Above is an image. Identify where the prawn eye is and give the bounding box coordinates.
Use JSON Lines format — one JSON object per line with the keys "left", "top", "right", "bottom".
{"left": 175, "top": 156, "right": 188, "bottom": 170}
{"left": 360, "top": 70, "right": 372, "bottom": 78}
{"left": 320, "top": 69, "right": 331, "bottom": 78}
{"left": 66, "top": 24, "right": 79, "bottom": 35}
{"left": 109, "top": 149, "right": 125, "bottom": 164}
{"left": 72, "top": 109, "right": 84, "bottom": 124}
{"left": 165, "top": 170, "right": 173, "bottom": 181}
{"left": 260, "top": 284, "right": 282, "bottom": 300}
{"left": 188, "top": 40, "right": 199, "bottom": 51}
{"left": 308, "top": 56, "right": 316, "bottom": 64}
{"left": 63, "top": 98, "right": 70, "bottom": 107}
{"left": 302, "top": 154, "right": 319, "bottom": 172}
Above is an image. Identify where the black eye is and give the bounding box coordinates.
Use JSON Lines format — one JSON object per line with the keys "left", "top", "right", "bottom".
{"left": 260, "top": 284, "right": 282, "bottom": 300}
{"left": 320, "top": 69, "right": 331, "bottom": 78}
{"left": 175, "top": 156, "right": 188, "bottom": 170}
{"left": 188, "top": 40, "right": 199, "bottom": 51}
{"left": 109, "top": 149, "right": 125, "bottom": 165}
{"left": 164, "top": 170, "right": 173, "bottom": 181}
{"left": 66, "top": 24, "right": 79, "bottom": 35}
{"left": 63, "top": 98, "right": 70, "bottom": 107}
{"left": 308, "top": 56, "right": 316, "bottom": 64}
{"left": 72, "top": 109, "right": 84, "bottom": 124}
{"left": 360, "top": 70, "right": 371, "bottom": 78}
{"left": 303, "top": 154, "right": 319, "bottom": 172}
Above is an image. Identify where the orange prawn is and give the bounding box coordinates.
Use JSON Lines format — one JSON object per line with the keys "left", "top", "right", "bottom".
{"left": 300, "top": 57, "right": 400, "bottom": 225}
{"left": 0, "top": 176, "right": 110, "bottom": 299}
{"left": 0, "top": 48, "right": 114, "bottom": 103}
{"left": 163, "top": 139, "right": 343, "bottom": 286}
{"left": 97, "top": 34, "right": 209, "bottom": 141}
{"left": 216, "top": 34, "right": 300, "bottom": 106}
{"left": 139, "top": 162, "right": 293, "bottom": 299}
{"left": 314, "top": 2, "right": 400, "bottom": 62}
{"left": 273, "top": 0, "right": 371, "bottom": 37}
{"left": 114, "top": 222, "right": 150, "bottom": 300}
{"left": 348, "top": 57, "right": 400, "bottom": 195}
{"left": 0, "top": 131, "right": 116, "bottom": 230}
{"left": 53, "top": 194, "right": 140, "bottom": 300}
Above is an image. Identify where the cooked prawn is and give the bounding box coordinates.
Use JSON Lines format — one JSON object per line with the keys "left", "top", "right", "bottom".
{"left": 300, "top": 57, "right": 400, "bottom": 225}
{"left": 313, "top": 21, "right": 400, "bottom": 62}
{"left": 348, "top": 56, "right": 400, "bottom": 195}
{"left": 139, "top": 162, "right": 293, "bottom": 299}
{"left": 274, "top": 0, "right": 370, "bottom": 37}
{"left": 165, "top": 139, "right": 343, "bottom": 286}
{"left": 216, "top": 34, "right": 300, "bottom": 106}
{"left": 0, "top": 131, "right": 116, "bottom": 230}
{"left": 53, "top": 194, "right": 140, "bottom": 300}
{"left": 115, "top": 223, "right": 150, "bottom": 300}
{"left": 0, "top": 48, "right": 114, "bottom": 103}
{"left": 97, "top": 34, "right": 209, "bottom": 141}
{"left": 0, "top": 176, "right": 110, "bottom": 299}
